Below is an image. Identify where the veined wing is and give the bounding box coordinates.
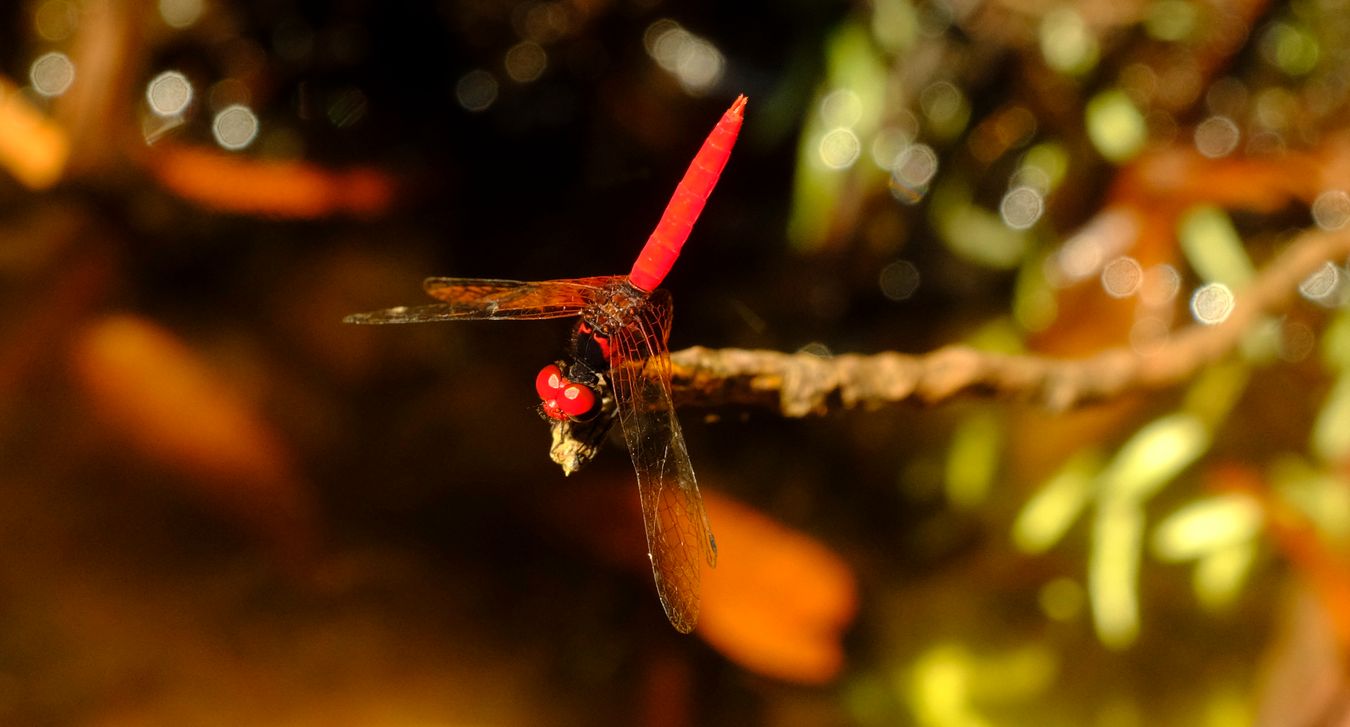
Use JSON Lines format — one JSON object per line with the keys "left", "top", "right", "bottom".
{"left": 344, "top": 276, "right": 620, "bottom": 324}
{"left": 608, "top": 289, "right": 717, "bottom": 633}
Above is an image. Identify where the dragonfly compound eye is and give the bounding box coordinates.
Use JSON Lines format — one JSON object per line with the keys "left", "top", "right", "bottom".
{"left": 536, "top": 363, "right": 599, "bottom": 421}
{"left": 535, "top": 363, "right": 565, "bottom": 400}
{"left": 556, "top": 382, "right": 598, "bottom": 418}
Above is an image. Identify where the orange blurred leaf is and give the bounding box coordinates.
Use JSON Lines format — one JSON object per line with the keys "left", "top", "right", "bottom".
{"left": 142, "top": 141, "right": 395, "bottom": 218}
{"left": 696, "top": 492, "right": 857, "bottom": 684}
{"left": 1222, "top": 464, "right": 1350, "bottom": 649}
{"left": 1038, "top": 140, "right": 1335, "bottom": 357}
{"left": 0, "top": 78, "right": 70, "bottom": 189}
{"left": 69, "top": 314, "right": 316, "bottom": 558}
{"left": 551, "top": 482, "right": 856, "bottom": 681}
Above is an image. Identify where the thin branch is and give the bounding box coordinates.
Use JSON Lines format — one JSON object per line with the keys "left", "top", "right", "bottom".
{"left": 670, "top": 227, "right": 1350, "bottom": 417}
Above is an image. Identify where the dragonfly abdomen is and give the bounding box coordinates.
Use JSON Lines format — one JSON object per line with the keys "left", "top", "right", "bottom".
{"left": 628, "top": 95, "right": 746, "bottom": 293}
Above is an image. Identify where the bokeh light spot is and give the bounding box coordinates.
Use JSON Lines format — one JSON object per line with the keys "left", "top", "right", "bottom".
{"left": 34, "top": 0, "right": 78, "bottom": 41}
{"left": 1086, "top": 90, "right": 1146, "bottom": 163}
{"left": 1139, "top": 264, "right": 1181, "bottom": 306}
{"left": 1194, "top": 116, "right": 1240, "bottom": 158}
{"left": 326, "top": 87, "right": 367, "bottom": 128}
{"left": 1101, "top": 257, "right": 1143, "bottom": 298}
{"left": 1049, "top": 212, "right": 1136, "bottom": 286}
{"left": 1191, "top": 283, "right": 1235, "bottom": 325}
{"left": 820, "top": 89, "right": 863, "bottom": 128}
{"left": 212, "top": 104, "right": 259, "bottom": 150}
{"left": 456, "top": 70, "right": 498, "bottom": 112}
{"left": 159, "top": 0, "right": 204, "bottom": 29}
{"left": 889, "top": 143, "right": 939, "bottom": 203}
{"left": 870, "top": 124, "right": 914, "bottom": 170}
{"left": 643, "top": 19, "right": 680, "bottom": 56}
{"left": 1255, "top": 86, "right": 1297, "bottom": 130}
{"left": 1040, "top": 6, "right": 1099, "bottom": 75}
{"left": 146, "top": 70, "right": 193, "bottom": 117}
{"left": 505, "top": 41, "right": 547, "bottom": 83}
{"left": 818, "top": 128, "right": 861, "bottom": 170}
{"left": 1299, "top": 262, "right": 1340, "bottom": 304}
{"left": 675, "top": 39, "right": 724, "bottom": 93}
{"left": 1261, "top": 21, "right": 1320, "bottom": 76}
{"left": 523, "top": 2, "right": 572, "bottom": 42}
{"left": 1000, "top": 186, "right": 1044, "bottom": 230}
{"left": 645, "top": 19, "right": 724, "bottom": 95}
{"left": 879, "top": 260, "right": 921, "bottom": 301}
{"left": 919, "top": 81, "right": 969, "bottom": 139}
{"left": 1312, "top": 190, "right": 1350, "bottom": 231}
{"left": 30, "top": 51, "right": 75, "bottom": 97}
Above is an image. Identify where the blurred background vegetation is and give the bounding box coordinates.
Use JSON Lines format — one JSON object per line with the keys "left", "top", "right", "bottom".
{"left": 3, "top": 0, "right": 1350, "bottom": 724}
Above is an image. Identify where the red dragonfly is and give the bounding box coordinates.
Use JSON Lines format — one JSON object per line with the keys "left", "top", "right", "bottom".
{"left": 346, "top": 96, "right": 746, "bottom": 633}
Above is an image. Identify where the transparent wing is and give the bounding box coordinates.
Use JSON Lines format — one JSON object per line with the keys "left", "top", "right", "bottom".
{"left": 344, "top": 276, "right": 621, "bottom": 324}
{"left": 608, "top": 290, "right": 716, "bottom": 633}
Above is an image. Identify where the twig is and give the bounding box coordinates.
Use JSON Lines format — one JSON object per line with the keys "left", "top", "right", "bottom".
{"left": 670, "top": 227, "right": 1350, "bottom": 416}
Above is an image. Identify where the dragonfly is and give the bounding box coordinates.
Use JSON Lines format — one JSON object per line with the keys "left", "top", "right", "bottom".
{"left": 345, "top": 95, "right": 746, "bottom": 633}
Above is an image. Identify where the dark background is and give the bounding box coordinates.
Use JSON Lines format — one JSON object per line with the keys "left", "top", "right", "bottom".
{"left": 1, "top": 0, "right": 1344, "bottom": 724}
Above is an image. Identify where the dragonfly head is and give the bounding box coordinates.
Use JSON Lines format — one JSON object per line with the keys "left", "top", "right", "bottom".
{"left": 535, "top": 363, "right": 600, "bottom": 421}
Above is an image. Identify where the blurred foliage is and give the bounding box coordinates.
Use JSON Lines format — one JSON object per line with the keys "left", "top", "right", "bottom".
{"left": 6, "top": 0, "right": 1350, "bottom": 725}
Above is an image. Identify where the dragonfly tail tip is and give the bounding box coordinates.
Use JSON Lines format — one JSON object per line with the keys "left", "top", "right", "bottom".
{"left": 730, "top": 94, "right": 747, "bottom": 118}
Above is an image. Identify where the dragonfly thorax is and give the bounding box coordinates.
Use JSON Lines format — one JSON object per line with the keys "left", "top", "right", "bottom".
{"left": 581, "top": 279, "right": 650, "bottom": 339}
{"left": 570, "top": 320, "right": 612, "bottom": 373}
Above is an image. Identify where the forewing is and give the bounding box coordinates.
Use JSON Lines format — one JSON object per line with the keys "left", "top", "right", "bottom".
{"left": 608, "top": 290, "right": 716, "bottom": 633}
{"left": 424, "top": 276, "right": 620, "bottom": 319}
{"left": 344, "top": 277, "right": 619, "bottom": 324}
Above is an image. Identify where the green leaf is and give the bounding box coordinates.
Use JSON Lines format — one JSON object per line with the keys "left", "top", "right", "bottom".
{"left": 1312, "top": 370, "right": 1350, "bottom": 463}
{"left": 1013, "top": 450, "right": 1100, "bottom": 553}
{"left": 930, "top": 175, "right": 1030, "bottom": 269}
{"left": 1181, "top": 358, "right": 1249, "bottom": 429}
{"left": 1099, "top": 413, "right": 1210, "bottom": 504}
{"left": 1089, "top": 501, "right": 1144, "bottom": 649}
{"left": 945, "top": 409, "right": 1001, "bottom": 510}
{"left": 1151, "top": 493, "right": 1262, "bottom": 562}
{"left": 1193, "top": 541, "right": 1257, "bottom": 612}
{"left": 787, "top": 20, "right": 889, "bottom": 251}
{"left": 1178, "top": 207, "right": 1255, "bottom": 287}
{"left": 1085, "top": 90, "right": 1146, "bottom": 163}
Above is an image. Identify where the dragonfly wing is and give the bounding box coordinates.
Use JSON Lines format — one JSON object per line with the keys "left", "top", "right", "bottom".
{"left": 423, "top": 276, "right": 621, "bottom": 319}
{"left": 608, "top": 290, "right": 716, "bottom": 633}
{"left": 345, "top": 276, "right": 621, "bottom": 324}
{"left": 343, "top": 303, "right": 548, "bottom": 324}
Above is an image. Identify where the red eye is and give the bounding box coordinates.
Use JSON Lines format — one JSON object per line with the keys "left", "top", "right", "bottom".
{"left": 535, "top": 364, "right": 564, "bottom": 400}
{"left": 556, "top": 383, "right": 597, "bottom": 418}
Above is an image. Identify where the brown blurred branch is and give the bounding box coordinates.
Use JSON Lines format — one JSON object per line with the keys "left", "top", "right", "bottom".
{"left": 670, "top": 226, "right": 1350, "bottom": 416}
